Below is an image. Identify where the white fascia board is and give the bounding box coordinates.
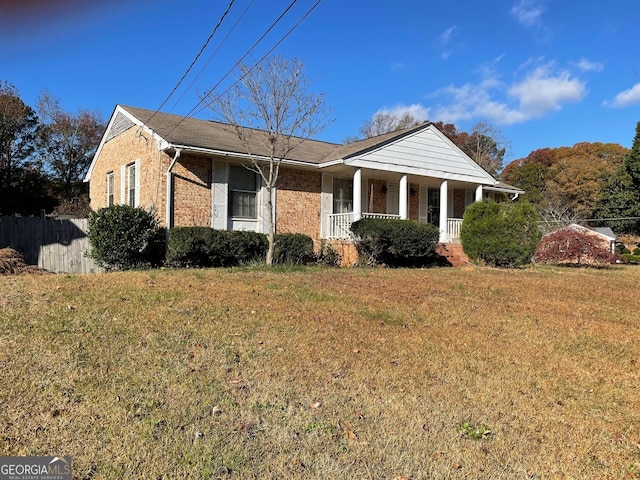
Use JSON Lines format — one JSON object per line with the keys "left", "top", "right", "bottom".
{"left": 484, "top": 185, "right": 525, "bottom": 194}
{"left": 84, "top": 105, "right": 169, "bottom": 182}
{"left": 344, "top": 158, "right": 497, "bottom": 185}
{"left": 162, "top": 144, "right": 321, "bottom": 169}
{"left": 317, "top": 159, "right": 345, "bottom": 168}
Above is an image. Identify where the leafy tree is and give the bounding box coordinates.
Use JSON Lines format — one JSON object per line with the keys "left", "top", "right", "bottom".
{"left": 502, "top": 143, "right": 628, "bottom": 229}
{"left": 204, "top": 56, "right": 330, "bottom": 265}
{"left": 460, "top": 199, "right": 541, "bottom": 267}
{"left": 593, "top": 122, "right": 640, "bottom": 234}
{"left": 0, "top": 81, "right": 42, "bottom": 212}
{"left": 36, "top": 91, "right": 104, "bottom": 201}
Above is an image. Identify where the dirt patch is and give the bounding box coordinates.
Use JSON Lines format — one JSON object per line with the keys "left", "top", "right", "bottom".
{"left": 0, "top": 248, "right": 48, "bottom": 275}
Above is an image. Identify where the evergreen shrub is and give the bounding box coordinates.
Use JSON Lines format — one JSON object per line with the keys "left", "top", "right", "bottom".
{"left": 273, "top": 233, "right": 315, "bottom": 265}
{"left": 87, "top": 205, "right": 165, "bottom": 270}
{"left": 460, "top": 199, "right": 541, "bottom": 267}
{"left": 166, "top": 227, "right": 267, "bottom": 267}
{"left": 350, "top": 218, "right": 440, "bottom": 267}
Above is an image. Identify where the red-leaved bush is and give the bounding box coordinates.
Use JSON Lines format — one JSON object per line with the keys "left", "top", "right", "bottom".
{"left": 533, "top": 226, "right": 615, "bottom": 265}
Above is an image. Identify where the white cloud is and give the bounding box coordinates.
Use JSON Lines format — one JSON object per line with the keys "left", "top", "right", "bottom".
{"left": 425, "top": 61, "right": 586, "bottom": 125}
{"left": 434, "top": 25, "right": 459, "bottom": 59}
{"left": 510, "top": 0, "right": 545, "bottom": 27}
{"left": 438, "top": 26, "right": 458, "bottom": 44}
{"left": 573, "top": 58, "right": 604, "bottom": 72}
{"left": 603, "top": 83, "right": 640, "bottom": 108}
{"left": 508, "top": 65, "right": 586, "bottom": 118}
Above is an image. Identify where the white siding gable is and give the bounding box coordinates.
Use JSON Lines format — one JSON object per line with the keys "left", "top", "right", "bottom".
{"left": 345, "top": 125, "right": 496, "bottom": 185}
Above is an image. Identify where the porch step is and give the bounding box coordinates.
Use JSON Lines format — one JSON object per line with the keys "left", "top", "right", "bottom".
{"left": 435, "top": 243, "right": 469, "bottom": 267}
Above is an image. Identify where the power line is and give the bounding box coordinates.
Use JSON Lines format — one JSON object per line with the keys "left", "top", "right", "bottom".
{"left": 164, "top": 0, "right": 322, "bottom": 139}
{"left": 194, "top": 0, "right": 322, "bottom": 118}
{"left": 168, "top": 0, "right": 256, "bottom": 114}
{"left": 147, "top": 0, "right": 237, "bottom": 124}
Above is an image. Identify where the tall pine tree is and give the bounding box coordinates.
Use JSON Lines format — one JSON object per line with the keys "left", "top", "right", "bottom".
{"left": 593, "top": 121, "right": 640, "bottom": 234}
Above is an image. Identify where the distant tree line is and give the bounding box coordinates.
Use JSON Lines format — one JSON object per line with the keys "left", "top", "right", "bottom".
{"left": 0, "top": 81, "right": 104, "bottom": 217}
{"left": 501, "top": 132, "right": 640, "bottom": 234}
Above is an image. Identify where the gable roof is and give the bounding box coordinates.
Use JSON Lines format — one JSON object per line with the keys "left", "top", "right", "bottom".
{"left": 85, "top": 105, "right": 498, "bottom": 185}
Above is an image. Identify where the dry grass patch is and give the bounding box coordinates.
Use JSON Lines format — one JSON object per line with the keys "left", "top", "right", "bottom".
{"left": 1, "top": 266, "right": 640, "bottom": 478}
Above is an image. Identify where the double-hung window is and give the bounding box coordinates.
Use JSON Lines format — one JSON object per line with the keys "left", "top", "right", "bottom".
{"left": 106, "top": 172, "right": 114, "bottom": 206}
{"left": 229, "top": 165, "right": 257, "bottom": 219}
{"left": 127, "top": 163, "right": 136, "bottom": 207}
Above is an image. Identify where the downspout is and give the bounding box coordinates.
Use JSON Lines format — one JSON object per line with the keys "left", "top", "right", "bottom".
{"left": 165, "top": 148, "right": 182, "bottom": 243}
{"left": 511, "top": 192, "right": 520, "bottom": 201}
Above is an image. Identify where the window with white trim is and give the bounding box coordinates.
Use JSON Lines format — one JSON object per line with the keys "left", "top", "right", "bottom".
{"left": 229, "top": 165, "right": 257, "bottom": 219}
{"left": 127, "top": 163, "right": 136, "bottom": 207}
{"left": 106, "top": 171, "right": 114, "bottom": 206}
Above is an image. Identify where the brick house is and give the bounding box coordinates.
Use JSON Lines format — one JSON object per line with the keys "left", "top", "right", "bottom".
{"left": 84, "top": 105, "right": 522, "bottom": 263}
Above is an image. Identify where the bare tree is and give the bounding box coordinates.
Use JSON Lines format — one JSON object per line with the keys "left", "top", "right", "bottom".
{"left": 464, "top": 121, "right": 510, "bottom": 177}
{"left": 204, "top": 56, "right": 330, "bottom": 265}
{"left": 358, "top": 111, "right": 422, "bottom": 139}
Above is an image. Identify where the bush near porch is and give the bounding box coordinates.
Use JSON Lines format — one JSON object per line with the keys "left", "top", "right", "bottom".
{"left": 350, "top": 217, "right": 440, "bottom": 267}
{"left": 460, "top": 199, "right": 541, "bottom": 268}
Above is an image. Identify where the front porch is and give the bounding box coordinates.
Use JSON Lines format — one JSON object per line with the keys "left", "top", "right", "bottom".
{"left": 327, "top": 212, "right": 463, "bottom": 243}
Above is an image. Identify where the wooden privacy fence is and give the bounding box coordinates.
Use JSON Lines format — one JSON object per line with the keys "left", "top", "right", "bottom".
{"left": 0, "top": 217, "right": 102, "bottom": 274}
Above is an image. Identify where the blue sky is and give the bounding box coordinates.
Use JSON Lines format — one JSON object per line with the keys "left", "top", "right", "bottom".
{"left": 2, "top": 0, "right": 640, "bottom": 163}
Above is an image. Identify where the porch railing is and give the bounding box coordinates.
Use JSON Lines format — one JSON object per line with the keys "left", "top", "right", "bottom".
{"left": 328, "top": 213, "right": 403, "bottom": 238}
{"left": 447, "top": 218, "right": 463, "bottom": 241}
{"left": 328, "top": 213, "right": 354, "bottom": 239}
{"left": 328, "top": 214, "right": 463, "bottom": 241}
{"left": 362, "top": 213, "right": 401, "bottom": 220}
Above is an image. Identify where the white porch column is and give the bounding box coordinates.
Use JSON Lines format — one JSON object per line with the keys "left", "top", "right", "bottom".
{"left": 439, "top": 180, "right": 449, "bottom": 242}
{"left": 475, "top": 185, "right": 483, "bottom": 202}
{"left": 399, "top": 174, "right": 408, "bottom": 219}
{"left": 353, "top": 168, "right": 362, "bottom": 221}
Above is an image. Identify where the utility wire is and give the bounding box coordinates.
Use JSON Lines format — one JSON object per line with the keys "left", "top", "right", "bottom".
{"left": 194, "top": 0, "right": 322, "bottom": 118}
{"left": 168, "top": 0, "right": 256, "bottom": 114}
{"left": 164, "top": 0, "right": 322, "bottom": 138}
{"left": 147, "top": 0, "right": 237, "bottom": 124}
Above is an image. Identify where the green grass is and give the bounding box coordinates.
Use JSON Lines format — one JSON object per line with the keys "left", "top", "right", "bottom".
{"left": 1, "top": 265, "right": 640, "bottom": 478}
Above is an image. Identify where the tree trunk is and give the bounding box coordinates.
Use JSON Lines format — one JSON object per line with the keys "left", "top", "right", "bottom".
{"left": 265, "top": 185, "right": 275, "bottom": 265}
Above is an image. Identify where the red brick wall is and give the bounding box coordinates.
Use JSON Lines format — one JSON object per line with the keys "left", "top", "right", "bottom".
{"left": 276, "top": 168, "right": 321, "bottom": 240}
{"left": 452, "top": 189, "right": 466, "bottom": 218}
{"left": 367, "top": 179, "right": 387, "bottom": 213}
{"left": 408, "top": 183, "right": 419, "bottom": 221}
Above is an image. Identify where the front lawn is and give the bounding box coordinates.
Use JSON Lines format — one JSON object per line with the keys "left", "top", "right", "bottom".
{"left": 1, "top": 266, "right": 639, "bottom": 478}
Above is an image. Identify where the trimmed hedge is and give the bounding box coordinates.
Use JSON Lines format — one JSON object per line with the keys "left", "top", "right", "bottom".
{"left": 460, "top": 199, "right": 541, "bottom": 267}
{"left": 87, "top": 205, "right": 165, "bottom": 271}
{"left": 273, "top": 233, "right": 315, "bottom": 265}
{"left": 350, "top": 218, "right": 440, "bottom": 267}
{"left": 166, "top": 227, "right": 267, "bottom": 267}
